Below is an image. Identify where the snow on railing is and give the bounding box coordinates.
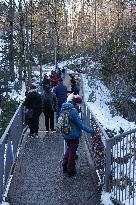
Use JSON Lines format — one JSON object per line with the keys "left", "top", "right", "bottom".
{"left": 80, "top": 73, "right": 109, "bottom": 186}
{"left": 82, "top": 101, "right": 109, "bottom": 186}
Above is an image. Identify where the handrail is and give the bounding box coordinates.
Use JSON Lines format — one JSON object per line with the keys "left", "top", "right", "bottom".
{"left": 106, "top": 128, "right": 136, "bottom": 142}
{"left": 0, "top": 102, "right": 23, "bottom": 144}
{"left": 105, "top": 129, "right": 136, "bottom": 205}
{"left": 80, "top": 74, "right": 109, "bottom": 185}
{"left": 0, "top": 102, "right": 26, "bottom": 203}
{"left": 80, "top": 73, "right": 136, "bottom": 205}
{"left": 84, "top": 101, "right": 109, "bottom": 141}
{"left": 80, "top": 74, "right": 109, "bottom": 140}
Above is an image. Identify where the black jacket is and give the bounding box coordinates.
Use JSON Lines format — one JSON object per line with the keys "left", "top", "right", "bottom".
{"left": 24, "top": 90, "right": 42, "bottom": 117}
{"left": 42, "top": 91, "right": 58, "bottom": 112}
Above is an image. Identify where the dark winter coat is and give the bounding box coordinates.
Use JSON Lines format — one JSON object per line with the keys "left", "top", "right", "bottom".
{"left": 62, "top": 68, "right": 65, "bottom": 74}
{"left": 23, "top": 90, "right": 42, "bottom": 117}
{"left": 42, "top": 90, "right": 58, "bottom": 112}
{"left": 61, "top": 102, "right": 94, "bottom": 140}
{"left": 42, "top": 78, "right": 50, "bottom": 90}
{"left": 57, "top": 69, "right": 62, "bottom": 78}
{"left": 53, "top": 82, "right": 67, "bottom": 108}
{"left": 50, "top": 74, "right": 59, "bottom": 87}
{"left": 72, "top": 84, "right": 80, "bottom": 95}
{"left": 70, "top": 77, "right": 76, "bottom": 87}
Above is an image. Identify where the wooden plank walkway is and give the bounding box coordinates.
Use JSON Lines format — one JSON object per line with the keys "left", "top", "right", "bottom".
{"left": 7, "top": 72, "right": 101, "bottom": 205}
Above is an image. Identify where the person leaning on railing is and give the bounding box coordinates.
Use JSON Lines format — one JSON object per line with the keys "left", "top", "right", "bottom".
{"left": 62, "top": 95, "right": 95, "bottom": 177}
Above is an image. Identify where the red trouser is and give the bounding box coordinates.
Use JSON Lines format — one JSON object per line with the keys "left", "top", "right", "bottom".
{"left": 63, "top": 139, "right": 79, "bottom": 173}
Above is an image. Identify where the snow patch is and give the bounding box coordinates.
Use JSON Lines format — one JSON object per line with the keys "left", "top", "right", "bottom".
{"left": 101, "top": 191, "right": 113, "bottom": 205}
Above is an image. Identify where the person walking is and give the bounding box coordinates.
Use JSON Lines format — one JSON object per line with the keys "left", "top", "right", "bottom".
{"left": 50, "top": 70, "right": 59, "bottom": 88}
{"left": 42, "top": 85, "right": 58, "bottom": 133}
{"left": 57, "top": 68, "right": 62, "bottom": 79}
{"left": 62, "top": 95, "right": 95, "bottom": 177}
{"left": 69, "top": 74, "right": 78, "bottom": 94}
{"left": 53, "top": 78, "right": 67, "bottom": 120}
{"left": 62, "top": 67, "right": 66, "bottom": 79}
{"left": 24, "top": 84, "right": 42, "bottom": 138}
{"left": 42, "top": 74, "right": 50, "bottom": 91}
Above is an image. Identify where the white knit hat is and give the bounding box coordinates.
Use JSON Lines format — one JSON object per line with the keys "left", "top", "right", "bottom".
{"left": 67, "top": 92, "right": 74, "bottom": 102}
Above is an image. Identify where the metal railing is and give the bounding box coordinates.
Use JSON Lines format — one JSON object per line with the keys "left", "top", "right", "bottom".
{"left": 0, "top": 103, "right": 25, "bottom": 203}
{"left": 80, "top": 74, "right": 109, "bottom": 185}
{"left": 83, "top": 102, "right": 136, "bottom": 205}
{"left": 105, "top": 129, "right": 136, "bottom": 205}
{"left": 80, "top": 74, "right": 136, "bottom": 204}
{"left": 82, "top": 102, "right": 109, "bottom": 185}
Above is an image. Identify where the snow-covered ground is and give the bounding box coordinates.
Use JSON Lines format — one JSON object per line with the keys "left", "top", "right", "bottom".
{"left": 82, "top": 74, "right": 135, "bottom": 135}
{"left": 2, "top": 81, "right": 26, "bottom": 102}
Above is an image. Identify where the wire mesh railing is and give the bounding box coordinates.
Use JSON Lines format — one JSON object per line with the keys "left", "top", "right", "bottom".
{"left": 105, "top": 129, "right": 136, "bottom": 205}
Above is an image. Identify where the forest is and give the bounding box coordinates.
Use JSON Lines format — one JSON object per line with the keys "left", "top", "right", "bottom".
{"left": 0, "top": 0, "right": 136, "bottom": 135}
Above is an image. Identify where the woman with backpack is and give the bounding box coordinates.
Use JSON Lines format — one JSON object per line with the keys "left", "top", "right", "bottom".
{"left": 61, "top": 95, "right": 95, "bottom": 177}
{"left": 42, "top": 85, "right": 58, "bottom": 133}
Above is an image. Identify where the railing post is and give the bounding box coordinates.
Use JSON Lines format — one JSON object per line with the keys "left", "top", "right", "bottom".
{"left": 83, "top": 102, "right": 86, "bottom": 120}
{"left": 105, "top": 140, "right": 111, "bottom": 192}
{"left": 87, "top": 108, "right": 90, "bottom": 125}
{"left": 0, "top": 144, "right": 4, "bottom": 203}
{"left": 5, "top": 139, "right": 14, "bottom": 186}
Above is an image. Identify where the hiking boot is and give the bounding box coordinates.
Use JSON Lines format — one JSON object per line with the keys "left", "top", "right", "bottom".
{"left": 30, "top": 133, "right": 38, "bottom": 138}
{"left": 35, "top": 134, "right": 39, "bottom": 138}
{"left": 51, "top": 129, "right": 56, "bottom": 132}
{"left": 67, "top": 169, "right": 76, "bottom": 177}
{"left": 75, "top": 154, "right": 78, "bottom": 160}
{"left": 30, "top": 134, "right": 35, "bottom": 138}
{"left": 45, "top": 131, "right": 49, "bottom": 135}
{"left": 62, "top": 166, "right": 68, "bottom": 174}
{"left": 67, "top": 171, "right": 76, "bottom": 178}
{"left": 50, "top": 130, "right": 56, "bottom": 134}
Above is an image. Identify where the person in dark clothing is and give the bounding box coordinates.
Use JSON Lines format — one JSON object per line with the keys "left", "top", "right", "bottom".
{"left": 50, "top": 70, "right": 59, "bottom": 87}
{"left": 53, "top": 78, "right": 67, "bottom": 120}
{"left": 24, "top": 84, "right": 42, "bottom": 138}
{"left": 42, "top": 85, "right": 58, "bottom": 133}
{"left": 62, "top": 67, "right": 66, "bottom": 79}
{"left": 72, "top": 84, "right": 80, "bottom": 95}
{"left": 57, "top": 68, "right": 62, "bottom": 79}
{"left": 62, "top": 95, "right": 95, "bottom": 177}
{"left": 70, "top": 75, "right": 77, "bottom": 93}
{"left": 42, "top": 74, "right": 50, "bottom": 91}
{"left": 75, "top": 76, "right": 80, "bottom": 94}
